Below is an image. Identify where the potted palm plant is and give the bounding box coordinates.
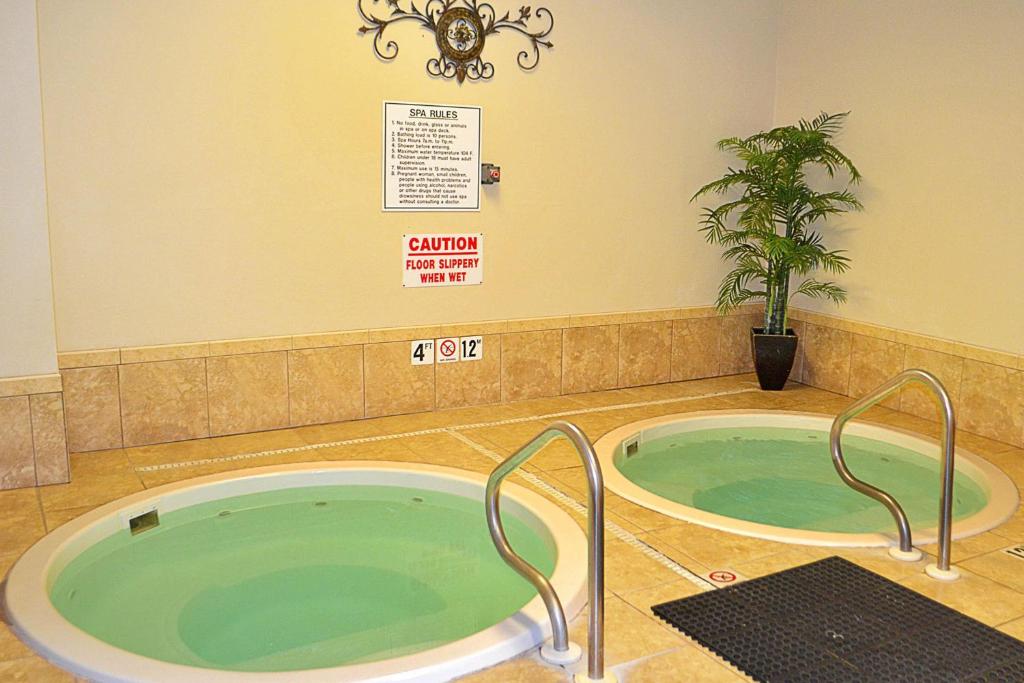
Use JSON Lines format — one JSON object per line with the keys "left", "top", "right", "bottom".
{"left": 693, "top": 112, "right": 862, "bottom": 390}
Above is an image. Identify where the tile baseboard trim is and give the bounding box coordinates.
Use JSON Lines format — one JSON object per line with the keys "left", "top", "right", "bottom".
{"left": 0, "top": 373, "right": 63, "bottom": 399}
{"left": 789, "top": 308, "right": 1022, "bottom": 371}
{"left": 57, "top": 304, "right": 759, "bottom": 369}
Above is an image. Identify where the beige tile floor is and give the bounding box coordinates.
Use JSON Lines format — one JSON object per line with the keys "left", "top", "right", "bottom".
{"left": 2, "top": 374, "right": 1023, "bottom": 682}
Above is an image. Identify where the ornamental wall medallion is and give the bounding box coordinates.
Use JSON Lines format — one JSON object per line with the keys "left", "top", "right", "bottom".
{"left": 358, "top": 1, "right": 554, "bottom": 83}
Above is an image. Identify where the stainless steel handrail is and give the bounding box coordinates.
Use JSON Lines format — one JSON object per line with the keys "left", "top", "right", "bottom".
{"left": 485, "top": 420, "right": 607, "bottom": 681}
{"left": 829, "top": 368, "right": 958, "bottom": 578}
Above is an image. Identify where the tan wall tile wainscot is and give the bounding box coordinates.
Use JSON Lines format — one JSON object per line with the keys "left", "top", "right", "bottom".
{"left": 30, "top": 393, "right": 70, "bottom": 486}
{"left": 7, "top": 303, "right": 1022, "bottom": 491}
{"left": 364, "top": 341, "right": 436, "bottom": 418}
{"left": 619, "top": 322, "right": 672, "bottom": 388}
{"left": 959, "top": 360, "right": 1024, "bottom": 447}
{"left": 719, "top": 314, "right": 760, "bottom": 375}
{"left": 562, "top": 325, "right": 619, "bottom": 394}
{"left": 0, "top": 397, "right": 35, "bottom": 489}
{"left": 435, "top": 335, "right": 501, "bottom": 410}
{"left": 791, "top": 309, "right": 1024, "bottom": 448}
{"left": 207, "top": 352, "right": 290, "bottom": 436}
{"left": 801, "top": 322, "right": 853, "bottom": 395}
{"left": 849, "top": 334, "right": 905, "bottom": 410}
{"left": 61, "top": 366, "right": 121, "bottom": 452}
{"left": 118, "top": 358, "right": 209, "bottom": 447}
{"left": 900, "top": 347, "right": 964, "bottom": 421}
{"left": 51, "top": 306, "right": 761, "bottom": 460}
{"left": 670, "top": 317, "right": 723, "bottom": 382}
{"left": 0, "top": 374, "right": 69, "bottom": 490}
{"left": 288, "top": 346, "right": 364, "bottom": 426}
{"left": 501, "top": 330, "right": 562, "bottom": 402}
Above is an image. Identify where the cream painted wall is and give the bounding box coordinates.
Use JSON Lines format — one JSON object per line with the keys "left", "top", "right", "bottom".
{"left": 0, "top": 0, "right": 59, "bottom": 377}
{"left": 775, "top": 0, "right": 1024, "bottom": 354}
{"left": 37, "top": 1, "right": 780, "bottom": 351}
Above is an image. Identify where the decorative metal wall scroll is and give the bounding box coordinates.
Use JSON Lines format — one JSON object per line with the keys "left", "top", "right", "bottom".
{"left": 358, "top": 1, "right": 554, "bottom": 83}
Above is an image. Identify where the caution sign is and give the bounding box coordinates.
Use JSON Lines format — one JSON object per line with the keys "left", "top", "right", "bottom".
{"left": 403, "top": 233, "right": 483, "bottom": 288}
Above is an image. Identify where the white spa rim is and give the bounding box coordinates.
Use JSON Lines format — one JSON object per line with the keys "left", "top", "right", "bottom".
{"left": 595, "top": 410, "right": 1019, "bottom": 548}
{"left": 3, "top": 462, "right": 589, "bottom": 683}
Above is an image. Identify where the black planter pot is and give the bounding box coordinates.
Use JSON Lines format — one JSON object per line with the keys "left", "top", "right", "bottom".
{"left": 750, "top": 327, "right": 798, "bottom": 391}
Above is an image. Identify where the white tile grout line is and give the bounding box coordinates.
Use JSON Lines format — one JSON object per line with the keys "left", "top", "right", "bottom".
{"left": 445, "top": 428, "right": 717, "bottom": 592}
{"left": 134, "top": 385, "right": 757, "bottom": 472}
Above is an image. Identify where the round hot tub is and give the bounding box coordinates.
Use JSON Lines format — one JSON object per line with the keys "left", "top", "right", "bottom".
{"left": 595, "top": 411, "right": 1018, "bottom": 547}
{"left": 4, "top": 462, "right": 587, "bottom": 682}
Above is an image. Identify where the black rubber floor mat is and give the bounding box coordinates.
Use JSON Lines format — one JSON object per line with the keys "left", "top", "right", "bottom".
{"left": 652, "top": 556, "right": 1024, "bottom": 682}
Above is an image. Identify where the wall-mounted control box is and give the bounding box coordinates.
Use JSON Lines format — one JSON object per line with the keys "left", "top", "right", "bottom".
{"left": 481, "top": 163, "right": 501, "bottom": 184}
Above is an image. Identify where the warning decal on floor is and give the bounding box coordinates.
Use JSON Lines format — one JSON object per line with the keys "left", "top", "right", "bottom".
{"left": 705, "top": 569, "right": 745, "bottom": 586}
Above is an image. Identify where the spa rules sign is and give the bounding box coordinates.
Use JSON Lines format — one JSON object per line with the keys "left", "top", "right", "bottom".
{"left": 383, "top": 102, "right": 481, "bottom": 212}
{"left": 402, "top": 234, "right": 483, "bottom": 288}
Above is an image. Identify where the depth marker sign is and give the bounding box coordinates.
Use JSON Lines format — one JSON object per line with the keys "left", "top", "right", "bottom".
{"left": 1004, "top": 544, "right": 1024, "bottom": 561}
{"left": 460, "top": 336, "right": 483, "bottom": 361}
{"left": 410, "top": 340, "right": 434, "bottom": 365}
{"left": 403, "top": 233, "right": 483, "bottom": 288}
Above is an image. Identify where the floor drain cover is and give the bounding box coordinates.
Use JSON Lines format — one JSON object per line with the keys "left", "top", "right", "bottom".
{"left": 652, "top": 556, "right": 1024, "bottom": 682}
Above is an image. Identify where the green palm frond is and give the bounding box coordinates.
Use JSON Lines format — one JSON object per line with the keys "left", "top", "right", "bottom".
{"left": 722, "top": 242, "right": 767, "bottom": 262}
{"left": 791, "top": 279, "right": 848, "bottom": 304}
{"left": 800, "top": 111, "right": 847, "bottom": 136}
{"left": 810, "top": 247, "right": 851, "bottom": 274}
{"left": 692, "top": 169, "right": 758, "bottom": 200}
{"left": 716, "top": 263, "right": 768, "bottom": 313}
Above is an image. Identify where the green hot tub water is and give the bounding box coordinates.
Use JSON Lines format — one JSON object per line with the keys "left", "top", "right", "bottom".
{"left": 51, "top": 485, "right": 555, "bottom": 672}
{"left": 616, "top": 427, "right": 987, "bottom": 533}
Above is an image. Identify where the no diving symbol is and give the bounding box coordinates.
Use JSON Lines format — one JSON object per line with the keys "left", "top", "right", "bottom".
{"left": 709, "top": 570, "right": 737, "bottom": 584}
{"left": 436, "top": 338, "right": 460, "bottom": 364}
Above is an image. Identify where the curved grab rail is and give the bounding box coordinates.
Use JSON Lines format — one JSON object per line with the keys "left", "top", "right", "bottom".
{"left": 485, "top": 420, "right": 606, "bottom": 681}
{"left": 829, "top": 368, "right": 957, "bottom": 576}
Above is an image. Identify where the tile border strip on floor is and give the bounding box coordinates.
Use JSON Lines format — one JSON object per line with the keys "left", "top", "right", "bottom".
{"left": 133, "top": 386, "right": 756, "bottom": 472}
{"left": 447, "top": 428, "right": 717, "bottom": 592}
{"left": 127, "top": 387, "right": 744, "bottom": 593}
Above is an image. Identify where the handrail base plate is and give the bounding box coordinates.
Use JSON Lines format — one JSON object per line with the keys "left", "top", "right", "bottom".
{"left": 888, "top": 546, "right": 923, "bottom": 562}
{"left": 540, "top": 641, "right": 582, "bottom": 665}
{"left": 925, "top": 563, "right": 960, "bottom": 581}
